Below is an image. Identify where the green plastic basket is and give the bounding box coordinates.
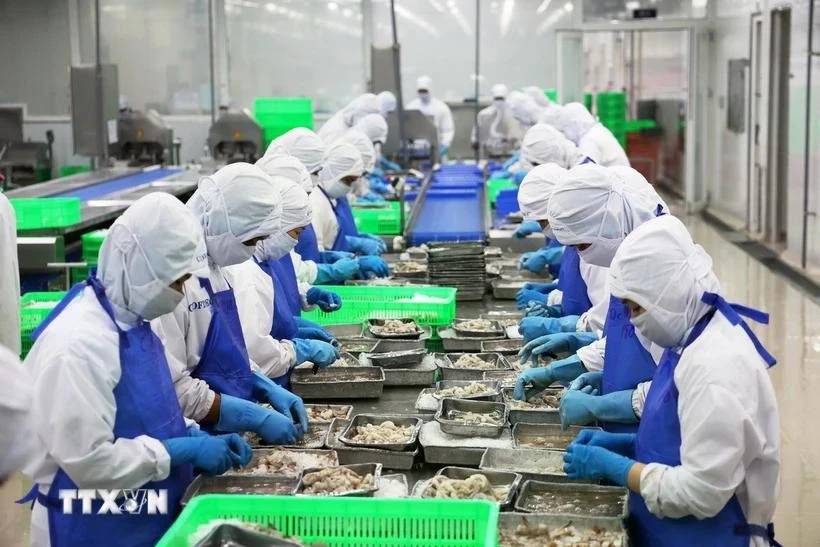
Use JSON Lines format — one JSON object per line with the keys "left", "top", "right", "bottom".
{"left": 254, "top": 97, "right": 314, "bottom": 146}
{"left": 10, "top": 197, "right": 81, "bottom": 231}
{"left": 625, "top": 119, "right": 657, "bottom": 133}
{"left": 157, "top": 495, "right": 499, "bottom": 547}
{"left": 58, "top": 164, "right": 91, "bottom": 178}
{"left": 352, "top": 202, "right": 401, "bottom": 235}
{"left": 486, "top": 178, "right": 516, "bottom": 206}
{"left": 302, "top": 285, "right": 457, "bottom": 327}
{"left": 70, "top": 265, "right": 93, "bottom": 285}
{"left": 20, "top": 291, "right": 67, "bottom": 358}
{"left": 81, "top": 229, "right": 108, "bottom": 263}
{"left": 544, "top": 88, "right": 558, "bottom": 102}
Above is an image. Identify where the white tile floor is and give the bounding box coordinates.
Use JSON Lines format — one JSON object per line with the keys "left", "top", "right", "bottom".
{"left": 1, "top": 213, "right": 817, "bottom": 546}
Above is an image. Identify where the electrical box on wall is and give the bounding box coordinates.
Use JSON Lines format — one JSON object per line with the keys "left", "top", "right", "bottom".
{"left": 70, "top": 64, "right": 120, "bottom": 157}
{"left": 727, "top": 58, "right": 749, "bottom": 133}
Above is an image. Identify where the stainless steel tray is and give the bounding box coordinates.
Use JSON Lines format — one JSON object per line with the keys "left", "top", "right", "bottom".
{"left": 482, "top": 369, "right": 519, "bottom": 388}
{"left": 497, "top": 512, "right": 627, "bottom": 545}
{"left": 480, "top": 311, "right": 523, "bottom": 329}
{"left": 367, "top": 318, "right": 424, "bottom": 339}
{"left": 419, "top": 421, "right": 513, "bottom": 466}
{"left": 339, "top": 414, "right": 422, "bottom": 451}
{"left": 513, "top": 479, "right": 628, "bottom": 518}
{"left": 326, "top": 418, "right": 418, "bottom": 470}
{"left": 411, "top": 466, "right": 522, "bottom": 510}
{"left": 434, "top": 398, "right": 508, "bottom": 438}
{"left": 336, "top": 339, "right": 379, "bottom": 356}
{"left": 380, "top": 355, "right": 438, "bottom": 387}
{"left": 512, "top": 423, "right": 601, "bottom": 450}
{"left": 480, "top": 447, "right": 581, "bottom": 484}
{"left": 181, "top": 474, "right": 299, "bottom": 505}
{"left": 433, "top": 380, "right": 501, "bottom": 401}
{"left": 365, "top": 348, "right": 427, "bottom": 368}
{"left": 375, "top": 473, "right": 410, "bottom": 498}
{"left": 290, "top": 367, "right": 385, "bottom": 400}
{"left": 502, "top": 387, "right": 563, "bottom": 425}
{"left": 481, "top": 338, "right": 524, "bottom": 356}
{"left": 414, "top": 388, "right": 440, "bottom": 412}
{"left": 491, "top": 279, "right": 525, "bottom": 300}
{"left": 229, "top": 448, "right": 339, "bottom": 477}
{"left": 305, "top": 404, "right": 353, "bottom": 424}
{"left": 243, "top": 424, "right": 329, "bottom": 449}
{"left": 391, "top": 263, "right": 428, "bottom": 279}
{"left": 439, "top": 352, "right": 510, "bottom": 382}
{"left": 329, "top": 352, "right": 361, "bottom": 368}
{"left": 373, "top": 338, "right": 427, "bottom": 352}
{"left": 452, "top": 318, "right": 505, "bottom": 338}
{"left": 438, "top": 328, "right": 505, "bottom": 352}
{"left": 500, "top": 265, "right": 547, "bottom": 281}
{"left": 325, "top": 323, "right": 366, "bottom": 338}
{"left": 295, "top": 463, "right": 382, "bottom": 497}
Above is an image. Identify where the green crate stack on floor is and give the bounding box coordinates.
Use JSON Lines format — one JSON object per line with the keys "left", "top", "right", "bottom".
{"left": 253, "top": 97, "right": 314, "bottom": 148}
{"left": 351, "top": 201, "right": 402, "bottom": 235}
{"left": 71, "top": 229, "right": 108, "bottom": 284}
{"left": 486, "top": 177, "right": 517, "bottom": 207}
{"left": 596, "top": 91, "right": 627, "bottom": 148}
{"left": 20, "top": 292, "right": 67, "bottom": 358}
{"left": 584, "top": 92, "right": 594, "bottom": 111}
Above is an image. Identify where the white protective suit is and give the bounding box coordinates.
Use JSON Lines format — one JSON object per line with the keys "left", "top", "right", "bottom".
{"left": 507, "top": 91, "right": 543, "bottom": 131}
{"left": 151, "top": 163, "right": 287, "bottom": 421}
{"left": 406, "top": 76, "right": 455, "bottom": 147}
{"left": 354, "top": 114, "right": 389, "bottom": 145}
{"left": 609, "top": 215, "right": 779, "bottom": 539}
{"left": 318, "top": 93, "right": 381, "bottom": 144}
{"left": 0, "top": 344, "right": 32, "bottom": 478}
{"left": 24, "top": 193, "right": 204, "bottom": 546}
{"left": 0, "top": 193, "right": 20, "bottom": 354}
{"left": 554, "top": 102, "right": 630, "bottom": 167}
{"left": 520, "top": 123, "right": 586, "bottom": 169}
{"left": 547, "top": 164, "right": 669, "bottom": 411}
{"left": 264, "top": 128, "right": 326, "bottom": 175}
{"left": 521, "top": 85, "right": 564, "bottom": 127}
{"left": 309, "top": 142, "right": 364, "bottom": 253}
{"left": 341, "top": 129, "right": 376, "bottom": 198}
{"left": 377, "top": 90, "right": 397, "bottom": 116}
{"left": 517, "top": 163, "right": 567, "bottom": 221}
{"left": 471, "top": 84, "right": 522, "bottom": 154}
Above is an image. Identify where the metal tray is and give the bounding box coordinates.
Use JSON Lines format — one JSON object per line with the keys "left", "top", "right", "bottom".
{"left": 372, "top": 338, "right": 427, "bottom": 352}
{"left": 503, "top": 387, "right": 563, "bottom": 425}
{"left": 480, "top": 447, "right": 580, "bottom": 484}
{"left": 366, "top": 348, "right": 427, "bottom": 368}
{"left": 181, "top": 474, "right": 299, "bottom": 506}
{"left": 414, "top": 388, "right": 440, "bottom": 412}
{"left": 290, "top": 367, "right": 385, "bottom": 400}
{"left": 193, "top": 523, "right": 305, "bottom": 546}
{"left": 305, "top": 404, "right": 353, "bottom": 424}
{"left": 512, "top": 423, "right": 601, "bottom": 450}
{"left": 500, "top": 265, "right": 547, "bottom": 281}
{"left": 411, "top": 466, "right": 522, "bottom": 510}
{"left": 367, "top": 318, "right": 424, "bottom": 339}
{"left": 381, "top": 355, "right": 438, "bottom": 387}
{"left": 295, "top": 463, "right": 382, "bottom": 497}
{"left": 491, "top": 279, "right": 526, "bottom": 300}
{"left": 419, "top": 421, "right": 513, "bottom": 466}
{"left": 326, "top": 419, "right": 418, "bottom": 470}
{"left": 325, "top": 323, "right": 366, "bottom": 338}
{"left": 284, "top": 424, "right": 330, "bottom": 449}
{"left": 497, "top": 512, "right": 628, "bottom": 546}
{"left": 391, "top": 262, "right": 428, "bottom": 278}
{"left": 482, "top": 369, "right": 519, "bottom": 388}
{"left": 452, "top": 318, "right": 504, "bottom": 338}
{"left": 484, "top": 246, "right": 503, "bottom": 258}
{"left": 480, "top": 311, "right": 523, "bottom": 328}
{"left": 481, "top": 338, "right": 524, "bottom": 355}
{"left": 433, "top": 380, "right": 501, "bottom": 401}
{"left": 329, "top": 352, "right": 362, "bottom": 368}
{"left": 440, "top": 352, "right": 510, "bottom": 382}
{"left": 376, "top": 473, "right": 410, "bottom": 498}
{"left": 227, "top": 448, "right": 339, "bottom": 477}
{"left": 438, "top": 328, "right": 505, "bottom": 352}
{"left": 514, "top": 479, "right": 628, "bottom": 517}
{"left": 339, "top": 414, "right": 422, "bottom": 451}
{"left": 336, "top": 339, "right": 379, "bottom": 356}
{"left": 434, "top": 398, "right": 508, "bottom": 438}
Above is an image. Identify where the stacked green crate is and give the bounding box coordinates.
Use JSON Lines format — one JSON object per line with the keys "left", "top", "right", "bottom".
{"left": 596, "top": 92, "right": 627, "bottom": 148}
{"left": 544, "top": 88, "right": 558, "bottom": 103}
{"left": 20, "top": 292, "right": 67, "bottom": 358}
{"left": 352, "top": 202, "right": 402, "bottom": 235}
{"left": 486, "top": 177, "right": 517, "bottom": 206}
{"left": 584, "top": 92, "right": 593, "bottom": 112}
{"left": 253, "top": 97, "right": 314, "bottom": 148}
{"left": 71, "top": 229, "right": 108, "bottom": 284}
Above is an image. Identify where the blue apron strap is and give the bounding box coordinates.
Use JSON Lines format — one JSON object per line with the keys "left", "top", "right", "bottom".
{"left": 734, "top": 523, "right": 782, "bottom": 547}
{"left": 701, "top": 292, "right": 777, "bottom": 368}
{"left": 15, "top": 483, "right": 39, "bottom": 509}
{"left": 198, "top": 274, "right": 232, "bottom": 298}
{"left": 31, "top": 276, "right": 93, "bottom": 341}
{"left": 655, "top": 204, "right": 666, "bottom": 217}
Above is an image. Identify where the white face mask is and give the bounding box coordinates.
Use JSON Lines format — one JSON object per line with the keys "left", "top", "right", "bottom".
{"left": 630, "top": 308, "right": 686, "bottom": 349}
{"left": 418, "top": 92, "right": 431, "bottom": 105}
{"left": 493, "top": 99, "right": 505, "bottom": 109}
{"left": 256, "top": 231, "right": 298, "bottom": 261}
{"left": 542, "top": 225, "right": 555, "bottom": 239}
{"left": 134, "top": 285, "right": 185, "bottom": 320}
{"left": 325, "top": 180, "right": 352, "bottom": 199}
{"left": 578, "top": 237, "right": 623, "bottom": 267}
{"left": 206, "top": 232, "right": 256, "bottom": 266}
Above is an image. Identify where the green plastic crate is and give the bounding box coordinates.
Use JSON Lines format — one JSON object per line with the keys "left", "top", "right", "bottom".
{"left": 81, "top": 229, "right": 108, "bottom": 263}
{"left": 58, "top": 164, "right": 91, "bottom": 177}
{"left": 254, "top": 97, "right": 313, "bottom": 115}
{"left": 20, "top": 291, "right": 67, "bottom": 358}
{"left": 625, "top": 119, "right": 657, "bottom": 133}
{"left": 254, "top": 97, "right": 314, "bottom": 146}
{"left": 157, "top": 495, "right": 499, "bottom": 547}
{"left": 303, "top": 285, "right": 457, "bottom": 327}
{"left": 544, "top": 88, "right": 558, "bottom": 102}
{"left": 70, "top": 265, "right": 93, "bottom": 285}
{"left": 583, "top": 92, "right": 593, "bottom": 111}
{"left": 352, "top": 202, "right": 401, "bottom": 235}
{"left": 10, "top": 197, "right": 81, "bottom": 231}
{"left": 486, "top": 178, "right": 517, "bottom": 206}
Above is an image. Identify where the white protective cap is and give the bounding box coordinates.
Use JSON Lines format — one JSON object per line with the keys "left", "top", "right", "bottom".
{"left": 609, "top": 214, "right": 721, "bottom": 348}
{"left": 518, "top": 163, "right": 568, "bottom": 221}
{"left": 547, "top": 163, "right": 668, "bottom": 267}
{"left": 340, "top": 129, "right": 376, "bottom": 173}
{"left": 378, "top": 90, "right": 397, "bottom": 115}
{"left": 491, "top": 84, "right": 509, "bottom": 100}
{"left": 319, "top": 141, "right": 365, "bottom": 190}
{"left": 417, "top": 75, "right": 433, "bottom": 91}
{"left": 265, "top": 128, "right": 326, "bottom": 174}
{"left": 343, "top": 93, "right": 381, "bottom": 126}
{"left": 256, "top": 153, "right": 314, "bottom": 194}
{"left": 255, "top": 174, "right": 312, "bottom": 262}
{"left": 98, "top": 192, "right": 206, "bottom": 318}
{"left": 522, "top": 86, "right": 552, "bottom": 108}
{"left": 507, "top": 91, "right": 543, "bottom": 128}
{"left": 188, "top": 162, "right": 282, "bottom": 267}
{"left": 520, "top": 123, "right": 585, "bottom": 169}
{"left": 353, "top": 113, "right": 389, "bottom": 144}
{"left": 553, "top": 102, "right": 597, "bottom": 144}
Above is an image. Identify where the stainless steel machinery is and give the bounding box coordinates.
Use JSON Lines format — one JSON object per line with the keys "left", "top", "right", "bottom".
{"left": 111, "top": 109, "right": 172, "bottom": 166}
{"left": 208, "top": 107, "right": 263, "bottom": 163}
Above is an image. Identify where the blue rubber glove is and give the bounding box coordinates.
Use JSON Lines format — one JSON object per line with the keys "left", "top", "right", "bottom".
{"left": 513, "top": 355, "right": 587, "bottom": 400}
{"left": 516, "top": 289, "right": 547, "bottom": 310}
{"left": 293, "top": 317, "right": 334, "bottom": 343}
{"left": 492, "top": 170, "right": 513, "bottom": 180}
{"left": 525, "top": 303, "right": 564, "bottom": 318}
{"left": 306, "top": 287, "right": 342, "bottom": 312}
{"left": 519, "top": 331, "right": 598, "bottom": 364}
{"left": 251, "top": 371, "right": 309, "bottom": 434}
{"left": 513, "top": 220, "right": 542, "bottom": 239}
{"left": 357, "top": 192, "right": 386, "bottom": 204}
{"left": 358, "top": 256, "right": 390, "bottom": 279}
{"left": 315, "top": 258, "right": 360, "bottom": 283}
{"left": 369, "top": 180, "right": 392, "bottom": 195}
{"left": 437, "top": 143, "right": 450, "bottom": 160}
{"left": 519, "top": 316, "right": 581, "bottom": 340}
{"left": 562, "top": 443, "right": 634, "bottom": 486}
{"left": 186, "top": 426, "right": 209, "bottom": 437}
{"left": 216, "top": 394, "right": 299, "bottom": 445}
{"left": 217, "top": 433, "right": 253, "bottom": 466}
{"left": 292, "top": 338, "right": 341, "bottom": 367}
{"left": 319, "top": 250, "right": 355, "bottom": 264}
{"left": 358, "top": 233, "right": 388, "bottom": 253}
{"left": 513, "top": 169, "right": 528, "bottom": 185}
{"left": 380, "top": 157, "right": 401, "bottom": 172}
{"left": 519, "top": 247, "right": 564, "bottom": 274}
{"left": 371, "top": 166, "right": 385, "bottom": 178}
{"left": 345, "top": 235, "right": 383, "bottom": 256}
{"left": 569, "top": 371, "right": 603, "bottom": 393}
{"left": 572, "top": 429, "right": 636, "bottom": 458}
{"left": 501, "top": 153, "right": 519, "bottom": 171}
{"left": 523, "top": 282, "right": 559, "bottom": 294}
{"left": 162, "top": 436, "right": 246, "bottom": 474}
{"left": 559, "top": 389, "right": 638, "bottom": 430}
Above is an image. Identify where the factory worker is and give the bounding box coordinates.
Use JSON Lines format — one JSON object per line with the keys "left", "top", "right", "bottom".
{"left": 355, "top": 113, "right": 400, "bottom": 176}
{"left": 521, "top": 85, "right": 564, "bottom": 124}
{"left": 554, "top": 102, "right": 630, "bottom": 167}
{"left": 564, "top": 214, "right": 780, "bottom": 547}
{"left": 507, "top": 90, "right": 543, "bottom": 132}
{"left": 520, "top": 123, "right": 591, "bottom": 170}
{"left": 377, "top": 90, "right": 397, "bottom": 116}
{"left": 318, "top": 93, "right": 381, "bottom": 144}
{"left": 406, "top": 75, "right": 455, "bottom": 160}
{"left": 152, "top": 163, "right": 305, "bottom": 445}
{"left": 0, "top": 194, "right": 19, "bottom": 353}
{"left": 471, "top": 84, "right": 521, "bottom": 157}
{"left": 515, "top": 165, "right": 668, "bottom": 436}
{"left": 22, "top": 193, "right": 251, "bottom": 547}
{"left": 341, "top": 128, "right": 379, "bottom": 201}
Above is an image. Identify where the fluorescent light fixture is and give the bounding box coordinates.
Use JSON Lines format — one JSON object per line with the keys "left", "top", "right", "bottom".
{"left": 564, "top": 2, "right": 573, "bottom": 11}
{"left": 536, "top": 0, "right": 552, "bottom": 14}
{"left": 625, "top": 1, "right": 639, "bottom": 9}
{"left": 500, "top": 0, "right": 515, "bottom": 36}
{"left": 428, "top": 0, "right": 446, "bottom": 12}
{"left": 342, "top": 7, "right": 352, "bottom": 16}
{"left": 327, "top": 1, "right": 338, "bottom": 11}
{"left": 265, "top": 2, "right": 276, "bottom": 12}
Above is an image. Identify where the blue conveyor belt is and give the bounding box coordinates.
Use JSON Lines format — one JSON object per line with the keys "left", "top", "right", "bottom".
{"left": 408, "top": 189, "right": 486, "bottom": 245}
{"left": 52, "top": 168, "right": 183, "bottom": 202}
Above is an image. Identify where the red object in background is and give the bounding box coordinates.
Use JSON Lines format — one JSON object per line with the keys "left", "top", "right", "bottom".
{"left": 626, "top": 132, "right": 662, "bottom": 184}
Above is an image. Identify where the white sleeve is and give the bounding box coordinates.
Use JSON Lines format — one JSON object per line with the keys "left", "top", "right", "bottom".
{"left": 438, "top": 103, "right": 455, "bottom": 146}
{"left": 547, "top": 289, "right": 563, "bottom": 306}
{"left": 309, "top": 192, "right": 339, "bottom": 251}
{"left": 291, "top": 250, "right": 318, "bottom": 284}
{"left": 298, "top": 281, "right": 315, "bottom": 312}
{"left": 31, "top": 341, "right": 170, "bottom": 488}
{"left": 576, "top": 337, "right": 606, "bottom": 372}
{"left": 0, "top": 345, "right": 31, "bottom": 477}
{"left": 631, "top": 381, "right": 652, "bottom": 417}
{"left": 0, "top": 195, "right": 20, "bottom": 354}
{"left": 579, "top": 133, "right": 603, "bottom": 164}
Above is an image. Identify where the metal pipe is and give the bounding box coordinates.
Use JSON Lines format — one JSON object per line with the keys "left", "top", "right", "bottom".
{"left": 208, "top": 0, "right": 217, "bottom": 125}
{"left": 474, "top": 0, "right": 480, "bottom": 164}
{"left": 389, "top": 0, "right": 408, "bottom": 167}
{"left": 94, "top": 0, "right": 107, "bottom": 164}
{"left": 801, "top": 1, "right": 815, "bottom": 269}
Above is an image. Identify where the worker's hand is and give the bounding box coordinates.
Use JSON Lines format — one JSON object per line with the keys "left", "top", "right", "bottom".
{"left": 319, "top": 250, "right": 355, "bottom": 264}
{"left": 357, "top": 256, "right": 390, "bottom": 279}
{"left": 513, "top": 366, "right": 559, "bottom": 401}
{"left": 306, "top": 287, "right": 342, "bottom": 312}
{"left": 572, "top": 429, "right": 636, "bottom": 458}
{"left": 216, "top": 394, "right": 300, "bottom": 446}
{"left": 358, "top": 233, "right": 388, "bottom": 253}
{"left": 501, "top": 153, "right": 520, "bottom": 171}
{"left": 519, "top": 316, "right": 581, "bottom": 341}
{"left": 213, "top": 433, "right": 253, "bottom": 466}
{"left": 293, "top": 317, "right": 334, "bottom": 343}
{"left": 251, "top": 372, "right": 309, "bottom": 434}
{"left": 518, "top": 332, "right": 598, "bottom": 365}
{"left": 345, "top": 235, "right": 383, "bottom": 256}
{"left": 437, "top": 143, "right": 450, "bottom": 161}
{"left": 563, "top": 443, "right": 633, "bottom": 486}
{"left": 381, "top": 158, "right": 401, "bottom": 172}
{"left": 292, "top": 338, "right": 341, "bottom": 367}
{"left": 357, "top": 192, "right": 386, "bottom": 204}
{"left": 516, "top": 288, "right": 547, "bottom": 310}
{"left": 162, "top": 436, "right": 245, "bottom": 475}
{"left": 512, "top": 220, "right": 542, "bottom": 239}
{"left": 519, "top": 247, "right": 564, "bottom": 274}
{"left": 568, "top": 371, "right": 603, "bottom": 394}
{"left": 522, "top": 282, "right": 559, "bottom": 294}
{"left": 369, "top": 180, "right": 393, "bottom": 196}
{"left": 186, "top": 426, "right": 209, "bottom": 438}
{"left": 559, "top": 389, "right": 638, "bottom": 430}
{"left": 370, "top": 166, "right": 386, "bottom": 178}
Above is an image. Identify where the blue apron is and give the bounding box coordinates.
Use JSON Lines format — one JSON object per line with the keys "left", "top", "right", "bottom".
{"left": 294, "top": 224, "right": 321, "bottom": 263}
{"left": 558, "top": 246, "right": 592, "bottom": 316}
{"left": 22, "top": 275, "right": 192, "bottom": 547}
{"left": 253, "top": 257, "right": 299, "bottom": 340}
{"left": 319, "top": 188, "right": 360, "bottom": 252}
{"left": 546, "top": 237, "right": 562, "bottom": 278}
{"left": 630, "top": 292, "right": 779, "bottom": 547}
{"left": 190, "top": 277, "right": 253, "bottom": 401}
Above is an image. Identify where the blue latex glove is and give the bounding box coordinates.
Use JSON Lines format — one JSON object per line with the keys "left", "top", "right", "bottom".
{"left": 563, "top": 443, "right": 634, "bottom": 486}
{"left": 519, "top": 316, "right": 581, "bottom": 340}
{"left": 501, "top": 152, "right": 520, "bottom": 171}
{"left": 358, "top": 256, "right": 390, "bottom": 279}
{"left": 357, "top": 192, "right": 386, "bottom": 204}
{"left": 559, "top": 389, "right": 638, "bottom": 430}
{"left": 518, "top": 247, "right": 564, "bottom": 274}
{"left": 319, "top": 250, "right": 355, "bottom": 264}
{"left": 186, "top": 426, "right": 209, "bottom": 437}
{"left": 293, "top": 317, "right": 334, "bottom": 343}
{"left": 162, "top": 436, "right": 247, "bottom": 474}
{"left": 306, "top": 287, "right": 342, "bottom": 312}
{"left": 380, "top": 157, "right": 401, "bottom": 172}
{"left": 371, "top": 166, "right": 385, "bottom": 178}
{"left": 369, "top": 180, "right": 392, "bottom": 195}
{"left": 516, "top": 289, "right": 547, "bottom": 310}
{"left": 519, "top": 331, "right": 598, "bottom": 364}
{"left": 513, "top": 220, "right": 542, "bottom": 239}
{"left": 216, "top": 394, "right": 299, "bottom": 445}
{"left": 345, "top": 235, "right": 383, "bottom": 256}
{"left": 315, "top": 258, "right": 360, "bottom": 283}
{"left": 523, "top": 282, "right": 559, "bottom": 294}
{"left": 513, "top": 169, "right": 528, "bottom": 185}
{"left": 292, "top": 338, "right": 341, "bottom": 367}
{"left": 359, "top": 233, "right": 387, "bottom": 253}
{"left": 492, "top": 170, "right": 513, "bottom": 180}
{"left": 569, "top": 371, "right": 603, "bottom": 393}
{"left": 437, "top": 143, "right": 450, "bottom": 160}
{"left": 525, "top": 303, "right": 564, "bottom": 318}
{"left": 251, "top": 371, "right": 309, "bottom": 434}
{"left": 513, "top": 355, "right": 587, "bottom": 400}
{"left": 572, "top": 429, "right": 636, "bottom": 458}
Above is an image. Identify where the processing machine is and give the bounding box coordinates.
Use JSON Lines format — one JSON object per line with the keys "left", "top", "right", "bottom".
{"left": 208, "top": 107, "right": 264, "bottom": 163}
{"left": 111, "top": 108, "right": 172, "bottom": 166}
